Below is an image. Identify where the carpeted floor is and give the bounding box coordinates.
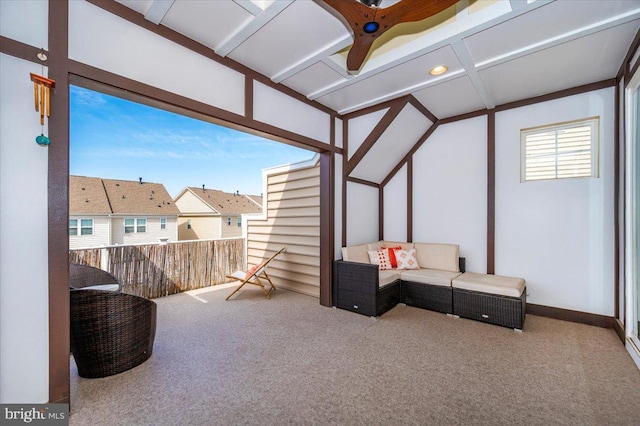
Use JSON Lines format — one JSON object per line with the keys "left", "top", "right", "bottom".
{"left": 70, "top": 284, "right": 640, "bottom": 425}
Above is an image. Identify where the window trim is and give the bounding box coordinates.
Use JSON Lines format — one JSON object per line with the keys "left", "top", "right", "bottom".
{"left": 520, "top": 116, "right": 599, "bottom": 182}
{"left": 124, "top": 217, "right": 147, "bottom": 234}
{"left": 160, "top": 217, "right": 166, "bottom": 230}
{"left": 69, "top": 218, "right": 93, "bottom": 236}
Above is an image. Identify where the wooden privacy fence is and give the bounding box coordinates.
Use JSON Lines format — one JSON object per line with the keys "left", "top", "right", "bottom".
{"left": 69, "top": 238, "right": 245, "bottom": 299}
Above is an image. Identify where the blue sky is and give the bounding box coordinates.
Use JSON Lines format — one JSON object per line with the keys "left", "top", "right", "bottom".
{"left": 70, "top": 86, "right": 314, "bottom": 197}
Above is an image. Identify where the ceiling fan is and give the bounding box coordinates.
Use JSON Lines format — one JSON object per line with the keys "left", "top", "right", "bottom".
{"left": 321, "top": 0, "right": 459, "bottom": 73}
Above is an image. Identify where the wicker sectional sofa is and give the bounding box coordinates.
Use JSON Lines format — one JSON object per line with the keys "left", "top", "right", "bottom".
{"left": 334, "top": 241, "right": 526, "bottom": 330}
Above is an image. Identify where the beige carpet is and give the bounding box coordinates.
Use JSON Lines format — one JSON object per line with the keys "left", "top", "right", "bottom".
{"left": 70, "top": 284, "right": 640, "bottom": 425}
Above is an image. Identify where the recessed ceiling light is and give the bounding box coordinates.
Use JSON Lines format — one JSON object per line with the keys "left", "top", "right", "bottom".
{"left": 429, "top": 65, "right": 448, "bottom": 76}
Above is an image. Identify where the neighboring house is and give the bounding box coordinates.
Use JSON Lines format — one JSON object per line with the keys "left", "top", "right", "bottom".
{"left": 174, "top": 186, "right": 262, "bottom": 240}
{"left": 70, "top": 176, "right": 180, "bottom": 249}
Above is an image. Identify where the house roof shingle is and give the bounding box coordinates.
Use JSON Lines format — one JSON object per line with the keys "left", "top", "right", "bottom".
{"left": 184, "top": 187, "right": 262, "bottom": 215}
{"left": 69, "top": 176, "right": 112, "bottom": 215}
{"left": 70, "top": 176, "right": 180, "bottom": 216}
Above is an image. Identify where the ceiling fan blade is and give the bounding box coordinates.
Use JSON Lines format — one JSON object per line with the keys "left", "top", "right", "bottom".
{"left": 346, "top": 33, "right": 377, "bottom": 73}
{"left": 321, "top": 0, "right": 459, "bottom": 73}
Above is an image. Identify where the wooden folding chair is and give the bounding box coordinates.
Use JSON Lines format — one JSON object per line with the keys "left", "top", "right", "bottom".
{"left": 225, "top": 247, "right": 286, "bottom": 300}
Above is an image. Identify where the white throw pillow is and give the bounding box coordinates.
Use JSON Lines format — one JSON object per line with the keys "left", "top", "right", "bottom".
{"left": 395, "top": 249, "right": 420, "bottom": 270}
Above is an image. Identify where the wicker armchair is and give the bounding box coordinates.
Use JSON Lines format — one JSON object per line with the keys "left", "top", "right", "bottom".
{"left": 69, "top": 263, "right": 121, "bottom": 291}
{"left": 69, "top": 264, "right": 157, "bottom": 378}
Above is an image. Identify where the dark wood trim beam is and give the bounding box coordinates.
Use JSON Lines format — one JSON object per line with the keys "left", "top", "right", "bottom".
{"left": 614, "top": 319, "right": 625, "bottom": 344}
{"left": 614, "top": 81, "right": 620, "bottom": 320}
{"left": 342, "top": 96, "right": 407, "bottom": 120}
{"left": 380, "top": 123, "right": 439, "bottom": 188}
{"left": 342, "top": 120, "right": 348, "bottom": 247}
{"left": 84, "top": 0, "right": 337, "bottom": 117}
{"left": 330, "top": 114, "right": 336, "bottom": 147}
{"left": 617, "top": 27, "right": 640, "bottom": 81}
{"left": 68, "top": 61, "right": 342, "bottom": 155}
{"left": 345, "top": 97, "right": 407, "bottom": 175}
{"left": 408, "top": 95, "right": 438, "bottom": 123}
{"left": 494, "top": 79, "right": 616, "bottom": 112}
{"left": 407, "top": 157, "right": 413, "bottom": 242}
{"left": 0, "top": 36, "right": 48, "bottom": 66}
{"left": 527, "top": 304, "right": 614, "bottom": 329}
{"left": 245, "top": 76, "right": 253, "bottom": 120}
{"left": 438, "top": 108, "right": 488, "bottom": 125}
{"left": 487, "top": 112, "right": 495, "bottom": 275}
{"left": 379, "top": 187, "right": 384, "bottom": 240}
{"left": 48, "top": 0, "right": 70, "bottom": 405}
{"left": 319, "top": 153, "right": 333, "bottom": 307}
{"left": 346, "top": 176, "right": 380, "bottom": 188}
{"left": 631, "top": 57, "right": 640, "bottom": 84}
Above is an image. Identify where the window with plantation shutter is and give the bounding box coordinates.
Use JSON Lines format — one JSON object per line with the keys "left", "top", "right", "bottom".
{"left": 521, "top": 117, "right": 599, "bottom": 182}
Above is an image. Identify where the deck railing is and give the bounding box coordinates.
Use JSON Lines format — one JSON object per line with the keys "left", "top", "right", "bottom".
{"left": 69, "top": 238, "right": 245, "bottom": 299}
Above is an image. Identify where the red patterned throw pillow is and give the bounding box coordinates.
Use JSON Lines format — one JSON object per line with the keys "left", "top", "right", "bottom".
{"left": 381, "top": 245, "right": 402, "bottom": 268}
{"left": 395, "top": 249, "right": 420, "bottom": 270}
{"left": 367, "top": 249, "right": 392, "bottom": 271}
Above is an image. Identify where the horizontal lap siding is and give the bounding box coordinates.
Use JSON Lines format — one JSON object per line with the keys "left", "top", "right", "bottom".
{"left": 247, "top": 164, "right": 320, "bottom": 297}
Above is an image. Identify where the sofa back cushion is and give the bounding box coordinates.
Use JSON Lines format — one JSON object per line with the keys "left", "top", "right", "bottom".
{"left": 414, "top": 243, "right": 460, "bottom": 272}
{"left": 341, "top": 244, "right": 370, "bottom": 264}
{"left": 366, "top": 241, "right": 414, "bottom": 251}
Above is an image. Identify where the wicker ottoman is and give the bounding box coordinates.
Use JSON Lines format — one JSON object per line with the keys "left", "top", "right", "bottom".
{"left": 452, "top": 272, "right": 526, "bottom": 330}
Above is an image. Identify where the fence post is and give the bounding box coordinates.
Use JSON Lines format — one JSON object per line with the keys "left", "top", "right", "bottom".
{"left": 100, "top": 247, "right": 109, "bottom": 270}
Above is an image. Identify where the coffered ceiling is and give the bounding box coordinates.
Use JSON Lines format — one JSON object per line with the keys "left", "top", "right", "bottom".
{"left": 116, "top": 0, "right": 640, "bottom": 119}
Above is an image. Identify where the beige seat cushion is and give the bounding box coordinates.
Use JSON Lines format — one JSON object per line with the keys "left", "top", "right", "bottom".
{"left": 414, "top": 243, "right": 459, "bottom": 272}
{"left": 341, "top": 244, "right": 370, "bottom": 264}
{"left": 400, "top": 269, "right": 461, "bottom": 287}
{"left": 379, "top": 270, "right": 401, "bottom": 288}
{"left": 452, "top": 272, "right": 525, "bottom": 298}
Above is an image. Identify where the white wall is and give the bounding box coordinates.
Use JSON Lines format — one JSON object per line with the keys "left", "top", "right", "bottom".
{"left": 495, "top": 88, "right": 615, "bottom": 315}
{"left": 253, "top": 81, "right": 331, "bottom": 144}
{"left": 413, "top": 117, "right": 488, "bottom": 273}
{"left": 0, "top": 0, "right": 48, "bottom": 49}
{"left": 618, "top": 78, "right": 625, "bottom": 323}
{"left": 0, "top": 54, "right": 49, "bottom": 403}
{"left": 383, "top": 164, "right": 407, "bottom": 242}
{"left": 346, "top": 182, "right": 378, "bottom": 246}
{"left": 347, "top": 109, "right": 388, "bottom": 159}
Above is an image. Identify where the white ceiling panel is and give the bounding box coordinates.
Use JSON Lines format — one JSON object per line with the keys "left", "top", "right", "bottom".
{"left": 465, "top": 0, "right": 640, "bottom": 65}
{"left": 228, "top": 0, "right": 348, "bottom": 78}
{"left": 115, "top": 0, "right": 151, "bottom": 15}
{"left": 413, "top": 75, "right": 487, "bottom": 119}
{"left": 112, "top": 0, "right": 639, "bottom": 123}
{"left": 281, "top": 62, "right": 347, "bottom": 97}
{"left": 351, "top": 105, "right": 432, "bottom": 183}
{"left": 480, "top": 20, "right": 640, "bottom": 106}
{"left": 317, "top": 45, "right": 464, "bottom": 114}
{"left": 161, "top": 1, "right": 254, "bottom": 51}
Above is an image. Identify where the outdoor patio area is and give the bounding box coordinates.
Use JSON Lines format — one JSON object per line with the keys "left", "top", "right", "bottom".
{"left": 69, "top": 284, "right": 640, "bottom": 425}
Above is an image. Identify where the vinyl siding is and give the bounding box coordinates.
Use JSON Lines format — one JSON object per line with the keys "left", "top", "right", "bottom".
{"left": 112, "top": 216, "right": 178, "bottom": 245}
{"left": 247, "top": 161, "right": 320, "bottom": 297}
{"left": 221, "top": 215, "right": 243, "bottom": 238}
{"left": 69, "top": 216, "right": 110, "bottom": 249}
{"left": 178, "top": 216, "right": 221, "bottom": 240}
{"left": 175, "top": 190, "right": 216, "bottom": 214}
